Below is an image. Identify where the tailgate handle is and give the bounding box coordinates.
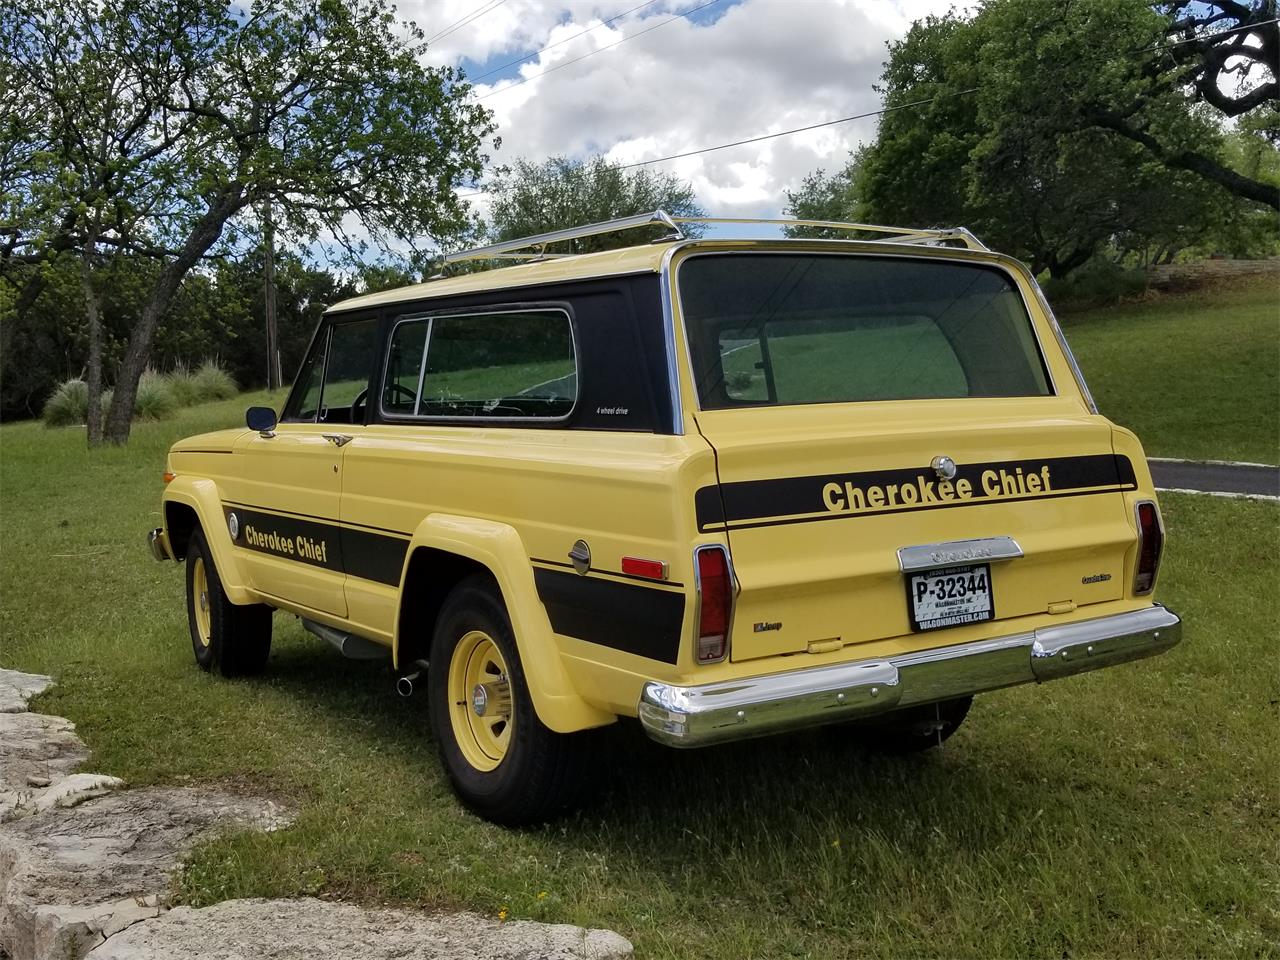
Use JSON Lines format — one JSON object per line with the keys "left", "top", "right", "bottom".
{"left": 897, "top": 536, "right": 1023, "bottom": 573}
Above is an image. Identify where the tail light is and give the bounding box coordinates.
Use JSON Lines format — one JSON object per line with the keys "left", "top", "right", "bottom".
{"left": 1133, "top": 500, "right": 1164, "bottom": 595}
{"left": 695, "top": 545, "right": 734, "bottom": 663}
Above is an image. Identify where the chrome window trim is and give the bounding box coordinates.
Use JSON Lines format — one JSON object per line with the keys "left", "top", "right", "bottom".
{"left": 657, "top": 259, "right": 686, "bottom": 435}
{"left": 692, "top": 542, "right": 739, "bottom": 665}
{"left": 414, "top": 317, "right": 434, "bottom": 416}
{"left": 897, "top": 536, "right": 1024, "bottom": 573}
{"left": 1132, "top": 499, "right": 1165, "bottom": 596}
{"left": 1025, "top": 274, "right": 1099, "bottom": 413}
{"left": 377, "top": 306, "right": 580, "bottom": 425}
{"left": 661, "top": 241, "right": 1066, "bottom": 412}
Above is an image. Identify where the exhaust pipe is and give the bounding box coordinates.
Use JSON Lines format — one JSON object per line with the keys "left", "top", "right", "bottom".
{"left": 397, "top": 660, "right": 429, "bottom": 698}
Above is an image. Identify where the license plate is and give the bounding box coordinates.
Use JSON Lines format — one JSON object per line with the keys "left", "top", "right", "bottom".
{"left": 907, "top": 563, "right": 994, "bottom": 632}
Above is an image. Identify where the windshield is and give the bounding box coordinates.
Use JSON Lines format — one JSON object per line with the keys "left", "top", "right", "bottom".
{"left": 678, "top": 254, "right": 1052, "bottom": 409}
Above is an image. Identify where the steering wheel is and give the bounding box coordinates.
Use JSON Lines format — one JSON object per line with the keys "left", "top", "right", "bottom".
{"left": 384, "top": 382, "right": 418, "bottom": 407}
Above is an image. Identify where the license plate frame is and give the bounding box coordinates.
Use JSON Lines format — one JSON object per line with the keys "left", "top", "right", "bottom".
{"left": 906, "top": 563, "right": 995, "bottom": 632}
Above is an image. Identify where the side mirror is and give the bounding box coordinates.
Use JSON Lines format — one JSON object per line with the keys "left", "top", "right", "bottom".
{"left": 245, "top": 406, "right": 278, "bottom": 435}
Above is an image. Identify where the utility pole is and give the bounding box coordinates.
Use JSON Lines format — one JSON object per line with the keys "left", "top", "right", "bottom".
{"left": 262, "top": 199, "right": 283, "bottom": 390}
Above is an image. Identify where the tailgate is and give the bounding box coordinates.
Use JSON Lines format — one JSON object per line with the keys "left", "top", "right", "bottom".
{"left": 694, "top": 403, "right": 1136, "bottom": 661}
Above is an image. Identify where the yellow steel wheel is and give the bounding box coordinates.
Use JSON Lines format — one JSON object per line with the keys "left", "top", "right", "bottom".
{"left": 447, "top": 629, "right": 513, "bottom": 772}
{"left": 191, "top": 556, "right": 212, "bottom": 648}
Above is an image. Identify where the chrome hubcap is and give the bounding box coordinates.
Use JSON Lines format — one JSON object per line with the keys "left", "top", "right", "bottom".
{"left": 471, "top": 678, "right": 510, "bottom": 718}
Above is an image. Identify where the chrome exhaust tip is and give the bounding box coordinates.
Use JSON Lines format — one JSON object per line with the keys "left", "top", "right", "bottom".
{"left": 396, "top": 660, "right": 429, "bottom": 698}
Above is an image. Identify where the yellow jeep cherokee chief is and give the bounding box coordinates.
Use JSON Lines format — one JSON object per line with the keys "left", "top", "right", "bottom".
{"left": 147, "top": 212, "right": 1181, "bottom": 824}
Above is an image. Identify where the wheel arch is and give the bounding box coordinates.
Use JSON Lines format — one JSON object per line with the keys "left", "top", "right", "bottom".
{"left": 395, "top": 514, "right": 614, "bottom": 734}
{"left": 161, "top": 476, "right": 256, "bottom": 604}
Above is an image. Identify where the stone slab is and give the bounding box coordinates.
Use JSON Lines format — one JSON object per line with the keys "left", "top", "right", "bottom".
{"left": 0, "top": 670, "right": 54, "bottom": 714}
{"left": 85, "top": 898, "right": 633, "bottom": 960}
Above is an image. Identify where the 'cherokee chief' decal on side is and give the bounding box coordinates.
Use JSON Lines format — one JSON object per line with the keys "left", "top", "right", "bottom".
{"left": 695, "top": 455, "right": 1137, "bottom": 532}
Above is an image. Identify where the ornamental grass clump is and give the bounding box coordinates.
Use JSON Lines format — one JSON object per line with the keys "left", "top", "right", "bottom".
{"left": 133, "top": 369, "right": 176, "bottom": 420}
{"left": 191, "top": 360, "right": 237, "bottom": 401}
{"left": 165, "top": 363, "right": 203, "bottom": 407}
{"left": 42, "top": 378, "right": 89, "bottom": 427}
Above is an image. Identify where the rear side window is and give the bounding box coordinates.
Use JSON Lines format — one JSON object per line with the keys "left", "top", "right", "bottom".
{"left": 382, "top": 309, "right": 577, "bottom": 420}
{"left": 679, "top": 254, "right": 1051, "bottom": 409}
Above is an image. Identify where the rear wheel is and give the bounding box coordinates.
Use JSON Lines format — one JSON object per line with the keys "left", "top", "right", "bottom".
{"left": 185, "top": 528, "right": 272, "bottom": 677}
{"left": 427, "top": 575, "right": 592, "bottom": 825}
{"left": 845, "top": 696, "right": 973, "bottom": 755}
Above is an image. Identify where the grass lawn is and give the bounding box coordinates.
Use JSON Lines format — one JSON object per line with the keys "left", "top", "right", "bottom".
{"left": 1062, "top": 277, "right": 1279, "bottom": 464}
{"left": 2, "top": 289, "right": 1278, "bottom": 957}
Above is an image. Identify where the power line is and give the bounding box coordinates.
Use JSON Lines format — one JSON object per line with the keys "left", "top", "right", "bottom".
{"left": 453, "top": 86, "right": 980, "bottom": 198}
{"left": 428, "top": 0, "right": 510, "bottom": 46}
{"left": 477, "top": 0, "right": 726, "bottom": 101}
{"left": 1145, "top": 15, "right": 1279, "bottom": 52}
{"left": 615, "top": 87, "right": 981, "bottom": 170}
{"left": 468, "top": 0, "right": 663, "bottom": 84}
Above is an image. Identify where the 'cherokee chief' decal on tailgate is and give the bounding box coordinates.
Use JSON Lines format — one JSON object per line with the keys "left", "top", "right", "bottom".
{"left": 695, "top": 455, "right": 1137, "bottom": 532}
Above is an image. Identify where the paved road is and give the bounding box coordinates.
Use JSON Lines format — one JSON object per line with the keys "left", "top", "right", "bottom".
{"left": 1148, "top": 459, "right": 1280, "bottom": 498}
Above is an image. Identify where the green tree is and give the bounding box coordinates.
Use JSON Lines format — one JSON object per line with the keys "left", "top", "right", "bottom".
{"left": 783, "top": 149, "right": 868, "bottom": 238}
{"left": 483, "top": 156, "right": 705, "bottom": 255}
{"left": 4, "top": 0, "right": 494, "bottom": 443}
{"left": 796, "top": 1, "right": 1278, "bottom": 277}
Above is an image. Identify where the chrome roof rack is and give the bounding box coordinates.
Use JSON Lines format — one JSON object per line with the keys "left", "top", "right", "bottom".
{"left": 442, "top": 210, "right": 684, "bottom": 266}
{"left": 437, "top": 210, "right": 987, "bottom": 271}
{"left": 671, "top": 216, "right": 988, "bottom": 251}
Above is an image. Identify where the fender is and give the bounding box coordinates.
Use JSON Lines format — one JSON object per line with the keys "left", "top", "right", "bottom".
{"left": 162, "top": 476, "right": 257, "bottom": 605}
{"left": 395, "top": 513, "right": 614, "bottom": 734}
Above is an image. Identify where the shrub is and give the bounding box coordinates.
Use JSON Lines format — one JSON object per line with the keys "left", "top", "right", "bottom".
{"left": 42, "top": 378, "right": 89, "bottom": 427}
{"left": 133, "top": 369, "right": 176, "bottom": 420}
{"left": 191, "top": 360, "right": 237, "bottom": 402}
{"left": 165, "top": 364, "right": 203, "bottom": 407}
{"left": 1043, "top": 259, "right": 1149, "bottom": 312}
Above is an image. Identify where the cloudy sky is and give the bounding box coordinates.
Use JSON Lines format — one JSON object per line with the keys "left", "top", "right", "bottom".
{"left": 400, "top": 0, "right": 955, "bottom": 224}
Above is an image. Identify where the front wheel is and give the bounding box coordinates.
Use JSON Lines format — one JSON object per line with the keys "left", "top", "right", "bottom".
{"left": 427, "top": 575, "right": 592, "bottom": 825}
{"left": 185, "top": 528, "right": 272, "bottom": 677}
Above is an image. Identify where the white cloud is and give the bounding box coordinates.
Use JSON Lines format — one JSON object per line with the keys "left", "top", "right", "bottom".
{"left": 397, "top": 0, "right": 956, "bottom": 221}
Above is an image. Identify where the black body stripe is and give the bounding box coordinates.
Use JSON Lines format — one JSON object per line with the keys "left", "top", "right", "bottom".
{"left": 529, "top": 557, "right": 685, "bottom": 588}
{"left": 340, "top": 527, "right": 408, "bottom": 586}
{"left": 222, "top": 505, "right": 407, "bottom": 586}
{"left": 222, "top": 500, "right": 411, "bottom": 538}
{"left": 533, "top": 568, "right": 685, "bottom": 664}
{"left": 696, "top": 455, "right": 1137, "bottom": 532}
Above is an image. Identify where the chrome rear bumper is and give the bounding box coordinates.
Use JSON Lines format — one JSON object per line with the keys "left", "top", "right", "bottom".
{"left": 638, "top": 605, "right": 1181, "bottom": 747}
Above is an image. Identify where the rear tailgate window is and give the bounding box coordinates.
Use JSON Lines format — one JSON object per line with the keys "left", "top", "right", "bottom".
{"left": 679, "top": 254, "right": 1052, "bottom": 409}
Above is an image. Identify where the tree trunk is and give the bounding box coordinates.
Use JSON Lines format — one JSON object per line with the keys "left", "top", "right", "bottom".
{"left": 103, "top": 186, "right": 245, "bottom": 444}
{"left": 79, "top": 228, "right": 104, "bottom": 447}
{"left": 263, "top": 201, "right": 282, "bottom": 390}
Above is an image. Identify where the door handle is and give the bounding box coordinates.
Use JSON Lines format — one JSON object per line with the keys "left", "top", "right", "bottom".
{"left": 323, "top": 434, "right": 353, "bottom": 447}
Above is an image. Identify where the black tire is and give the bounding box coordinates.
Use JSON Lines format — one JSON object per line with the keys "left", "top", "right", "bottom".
{"left": 185, "top": 528, "right": 272, "bottom": 677}
{"left": 427, "top": 574, "right": 592, "bottom": 825}
{"left": 844, "top": 696, "right": 973, "bottom": 755}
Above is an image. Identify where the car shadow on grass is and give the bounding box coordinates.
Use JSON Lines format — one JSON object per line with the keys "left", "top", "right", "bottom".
{"left": 258, "top": 621, "right": 1065, "bottom": 863}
